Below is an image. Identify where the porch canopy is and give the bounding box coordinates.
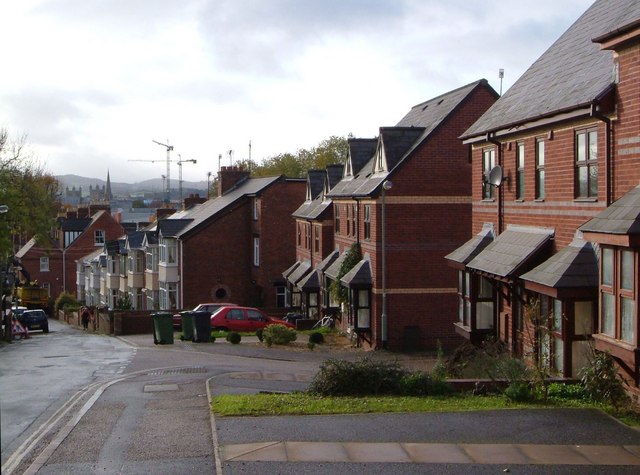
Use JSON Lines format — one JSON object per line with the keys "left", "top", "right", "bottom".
{"left": 520, "top": 234, "right": 598, "bottom": 298}
{"left": 467, "top": 225, "right": 554, "bottom": 279}
{"left": 445, "top": 223, "right": 494, "bottom": 268}
{"left": 580, "top": 184, "right": 640, "bottom": 246}
{"left": 282, "top": 261, "right": 301, "bottom": 280}
{"left": 287, "top": 261, "right": 312, "bottom": 285}
{"left": 297, "top": 269, "right": 320, "bottom": 290}
{"left": 324, "top": 252, "right": 347, "bottom": 280}
{"left": 340, "top": 259, "right": 372, "bottom": 287}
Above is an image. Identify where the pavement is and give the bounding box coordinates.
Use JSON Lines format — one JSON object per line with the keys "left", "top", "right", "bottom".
{"left": 7, "top": 327, "right": 640, "bottom": 474}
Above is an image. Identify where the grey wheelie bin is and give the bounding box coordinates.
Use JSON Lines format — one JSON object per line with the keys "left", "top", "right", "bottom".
{"left": 192, "top": 310, "right": 211, "bottom": 343}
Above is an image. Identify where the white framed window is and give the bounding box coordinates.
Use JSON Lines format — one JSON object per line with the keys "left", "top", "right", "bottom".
{"left": 253, "top": 236, "right": 260, "bottom": 267}
{"left": 95, "top": 229, "right": 105, "bottom": 246}
{"left": 252, "top": 198, "right": 259, "bottom": 220}
{"left": 159, "top": 238, "right": 177, "bottom": 265}
{"left": 40, "top": 256, "right": 49, "bottom": 272}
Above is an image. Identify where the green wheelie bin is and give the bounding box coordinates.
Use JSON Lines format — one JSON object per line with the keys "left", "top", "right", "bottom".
{"left": 152, "top": 312, "right": 174, "bottom": 345}
{"left": 180, "top": 311, "right": 194, "bottom": 341}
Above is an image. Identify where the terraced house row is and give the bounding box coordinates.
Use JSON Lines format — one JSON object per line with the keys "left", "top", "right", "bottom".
{"left": 13, "top": 0, "right": 640, "bottom": 396}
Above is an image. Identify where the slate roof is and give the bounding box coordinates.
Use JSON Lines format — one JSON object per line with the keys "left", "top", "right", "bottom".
{"left": 467, "top": 225, "right": 554, "bottom": 278}
{"left": 287, "top": 261, "right": 311, "bottom": 285}
{"left": 282, "top": 261, "right": 300, "bottom": 280}
{"left": 293, "top": 170, "right": 330, "bottom": 219}
{"left": 463, "top": 0, "right": 640, "bottom": 139}
{"left": 168, "top": 176, "right": 283, "bottom": 238}
{"left": 105, "top": 240, "right": 120, "bottom": 256}
{"left": 520, "top": 235, "right": 598, "bottom": 289}
{"left": 329, "top": 80, "right": 492, "bottom": 198}
{"left": 157, "top": 219, "right": 193, "bottom": 238}
{"left": 317, "top": 250, "right": 340, "bottom": 272}
{"left": 60, "top": 217, "right": 92, "bottom": 232}
{"left": 125, "top": 230, "right": 146, "bottom": 249}
{"left": 297, "top": 269, "right": 320, "bottom": 290}
{"left": 445, "top": 224, "right": 495, "bottom": 265}
{"left": 341, "top": 259, "right": 372, "bottom": 286}
{"left": 324, "top": 252, "right": 347, "bottom": 280}
{"left": 326, "top": 164, "right": 344, "bottom": 190}
{"left": 579, "top": 184, "right": 640, "bottom": 235}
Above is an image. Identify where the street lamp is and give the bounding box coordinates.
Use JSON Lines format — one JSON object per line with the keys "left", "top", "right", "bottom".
{"left": 207, "top": 172, "right": 212, "bottom": 199}
{"left": 381, "top": 180, "right": 392, "bottom": 349}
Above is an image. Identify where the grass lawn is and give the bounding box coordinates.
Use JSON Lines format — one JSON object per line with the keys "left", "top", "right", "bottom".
{"left": 211, "top": 392, "right": 640, "bottom": 427}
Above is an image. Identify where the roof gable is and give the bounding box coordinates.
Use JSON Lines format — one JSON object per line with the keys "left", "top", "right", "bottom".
{"left": 463, "top": 0, "right": 639, "bottom": 139}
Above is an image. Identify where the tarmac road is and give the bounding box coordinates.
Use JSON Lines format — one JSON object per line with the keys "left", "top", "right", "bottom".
{"left": 2, "top": 324, "right": 640, "bottom": 474}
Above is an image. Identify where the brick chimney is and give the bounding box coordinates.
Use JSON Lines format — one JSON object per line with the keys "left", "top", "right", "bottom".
{"left": 77, "top": 206, "right": 90, "bottom": 219}
{"left": 155, "top": 208, "right": 177, "bottom": 220}
{"left": 184, "top": 193, "right": 207, "bottom": 209}
{"left": 218, "top": 166, "right": 250, "bottom": 196}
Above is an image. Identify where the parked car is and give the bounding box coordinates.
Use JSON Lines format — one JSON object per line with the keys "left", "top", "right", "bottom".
{"left": 9, "top": 306, "right": 28, "bottom": 318}
{"left": 172, "top": 302, "right": 237, "bottom": 328}
{"left": 18, "top": 309, "right": 49, "bottom": 333}
{"left": 210, "top": 306, "right": 295, "bottom": 332}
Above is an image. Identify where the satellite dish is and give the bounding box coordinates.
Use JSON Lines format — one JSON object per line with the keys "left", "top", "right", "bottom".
{"left": 488, "top": 166, "right": 503, "bottom": 187}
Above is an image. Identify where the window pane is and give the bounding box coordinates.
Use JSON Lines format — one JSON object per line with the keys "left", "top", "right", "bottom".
{"left": 601, "top": 293, "right": 614, "bottom": 336}
{"left": 465, "top": 300, "right": 471, "bottom": 327}
{"left": 574, "top": 301, "right": 594, "bottom": 335}
{"left": 589, "top": 165, "right": 598, "bottom": 197}
{"left": 537, "top": 170, "right": 545, "bottom": 198}
{"left": 588, "top": 131, "right": 598, "bottom": 161}
{"left": 357, "top": 308, "right": 370, "bottom": 328}
{"left": 478, "top": 277, "right": 492, "bottom": 298}
{"left": 553, "top": 299, "right": 562, "bottom": 332}
{"left": 621, "top": 250, "right": 634, "bottom": 290}
{"left": 621, "top": 297, "right": 635, "bottom": 343}
{"left": 537, "top": 141, "right": 545, "bottom": 165}
{"left": 464, "top": 272, "right": 471, "bottom": 297}
{"left": 458, "top": 297, "right": 464, "bottom": 324}
{"left": 601, "top": 248, "right": 613, "bottom": 286}
{"left": 554, "top": 338, "right": 564, "bottom": 373}
{"left": 577, "top": 133, "right": 586, "bottom": 161}
{"left": 577, "top": 166, "right": 587, "bottom": 197}
{"left": 358, "top": 290, "right": 369, "bottom": 306}
{"left": 476, "top": 301, "right": 493, "bottom": 329}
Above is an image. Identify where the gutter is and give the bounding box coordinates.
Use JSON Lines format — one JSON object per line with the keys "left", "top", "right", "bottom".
{"left": 590, "top": 101, "right": 613, "bottom": 206}
{"left": 486, "top": 132, "right": 504, "bottom": 234}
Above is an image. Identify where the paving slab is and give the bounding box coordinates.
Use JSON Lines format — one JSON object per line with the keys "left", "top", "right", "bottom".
{"left": 343, "top": 442, "right": 412, "bottom": 463}
{"left": 402, "top": 442, "right": 473, "bottom": 463}
{"left": 285, "top": 441, "right": 350, "bottom": 462}
{"left": 459, "top": 443, "right": 530, "bottom": 464}
{"left": 517, "top": 444, "right": 591, "bottom": 464}
{"left": 573, "top": 445, "right": 640, "bottom": 465}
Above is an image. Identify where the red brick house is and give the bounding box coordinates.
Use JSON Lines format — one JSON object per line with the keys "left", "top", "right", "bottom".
{"left": 321, "top": 80, "right": 498, "bottom": 350}
{"left": 153, "top": 167, "right": 305, "bottom": 311}
{"left": 448, "top": 0, "right": 640, "bottom": 389}
{"left": 285, "top": 164, "right": 345, "bottom": 318}
{"left": 15, "top": 206, "right": 125, "bottom": 303}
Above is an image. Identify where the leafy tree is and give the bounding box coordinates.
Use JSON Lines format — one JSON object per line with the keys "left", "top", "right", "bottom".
{"left": 0, "top": 129, "right": 60, "bottom": 260}
{"left": 237, "top": 135, "right": 349, "bottom": 179}
{"left": 329, "top": 242, "right": 362, "bottom": 304}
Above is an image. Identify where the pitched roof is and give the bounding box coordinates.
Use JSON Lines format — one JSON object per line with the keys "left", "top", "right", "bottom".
{"left": 463, "top": 0, "right": 639, "bottom": 139}
{"left": 168, "top": 176, "right": 282, "bottom": 237}
{"left": 445, "top": 224, "right": 495, "bottom": 265}
{"left": 60, "top": 217, "right": 92, "bottom": 232}
{"left": 467, "top": 225, "right": 554, "bottom": 278}
{"left": 520, "top": 235, "right": 598, "bottom": 289}
{"left": 579, "top": 184, "right": 640, "bottom": 235}
{"left": 157, "top": 219, "right": 193, "bottom": 238}
{"left": 329, "top": 80, "right": 491, "bottom": 198}
{"left": 340, "top": 259, "right": 372, "bottom": 286}
{"left": 297, "top": 269, "right": 320, "bottom": 290}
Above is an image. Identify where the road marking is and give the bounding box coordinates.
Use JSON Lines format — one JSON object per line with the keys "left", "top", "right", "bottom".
{"left": 207, "top": 376, "right": 225, "bottom": 475}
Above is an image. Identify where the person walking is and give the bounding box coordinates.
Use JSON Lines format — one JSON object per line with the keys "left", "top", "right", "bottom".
{"left": 81, "top": 306, "right": 90, "bottom": 330}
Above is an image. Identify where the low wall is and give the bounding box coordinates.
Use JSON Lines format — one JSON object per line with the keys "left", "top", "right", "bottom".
{"left": 113, "top": 311, "right": 154, "bottom": 336}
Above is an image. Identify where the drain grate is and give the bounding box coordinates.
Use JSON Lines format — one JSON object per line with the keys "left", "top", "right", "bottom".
{"left": 146, "top": 366, "right": 207, "bottom": 376}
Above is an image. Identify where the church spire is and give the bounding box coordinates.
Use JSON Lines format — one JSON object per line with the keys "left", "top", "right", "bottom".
{"left": 106, "top": 170, "right": 113, "bottom": 201}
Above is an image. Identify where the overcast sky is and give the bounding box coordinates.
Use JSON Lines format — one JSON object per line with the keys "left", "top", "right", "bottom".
{"left": 2, "top": 0, "right": 594, "bottom": 185}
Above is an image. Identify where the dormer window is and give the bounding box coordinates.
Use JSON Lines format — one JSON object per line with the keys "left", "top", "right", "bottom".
{"left": 94, "top": 230, "right": 105, "bottom": 246}
{"left": 345, "top": 157, "right": 353, "bottom": 177}
{"left": 375, "top": 144, "right": 386, "bottom": 173}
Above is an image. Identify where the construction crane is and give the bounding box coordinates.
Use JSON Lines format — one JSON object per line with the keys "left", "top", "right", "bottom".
{"left": 128, "top": 139, "right": 174, "bottom": 204}
{"left": 153, "top": 140, "right": 173, "bottom": 203}
{"left": 176, "top": 154, "right": 197, "bottom": 207}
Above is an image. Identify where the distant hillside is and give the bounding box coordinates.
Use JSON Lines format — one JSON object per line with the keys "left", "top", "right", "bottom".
{"left": 56, "top": 174, "right": 208, "bottom": 198}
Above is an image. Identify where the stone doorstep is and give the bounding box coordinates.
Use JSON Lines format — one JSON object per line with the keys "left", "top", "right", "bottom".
{"left": 220, "top": 442, "right": 640, "bottom": 465}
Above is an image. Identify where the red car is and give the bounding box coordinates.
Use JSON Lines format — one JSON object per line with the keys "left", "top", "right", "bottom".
{"left": 173, "top": 302, "right": 237, "bottom": 329}
{"left": 210, "top": 306, "right": 294, "bottom": 332}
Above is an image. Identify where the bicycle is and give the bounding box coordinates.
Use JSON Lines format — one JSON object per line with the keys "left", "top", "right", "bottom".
{"left": 311, "top": 316, "right": 334, "bottom": 329}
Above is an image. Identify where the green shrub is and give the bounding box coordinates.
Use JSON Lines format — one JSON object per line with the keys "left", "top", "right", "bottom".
{"left": 504, "top": 382, "right": 533, "bottom": 402}
{"left": 256, "top": 328, "right": 264, "bottom": 342}
{"left": 309, "top": 332, "right": 324, "bottom": 344}
{"left": 400, "top": 371, "right": 453, "bottom": 396}
{"left": 54, "top": 292, "right": 78, "bottom": 316}
{"left": 226, "top": 332, "right": 241, "bottom": 344}
{"left": 263, "top": 324, "right": 297, "bottom": 346}
{"left": 546, "top": 382, "right": 586, "bottom": 400}
{"left": 580, "top": 351, "right": 628, "bottom": 407}
{"left": 308, "top": 357, "right": 407, "bottom": 396}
